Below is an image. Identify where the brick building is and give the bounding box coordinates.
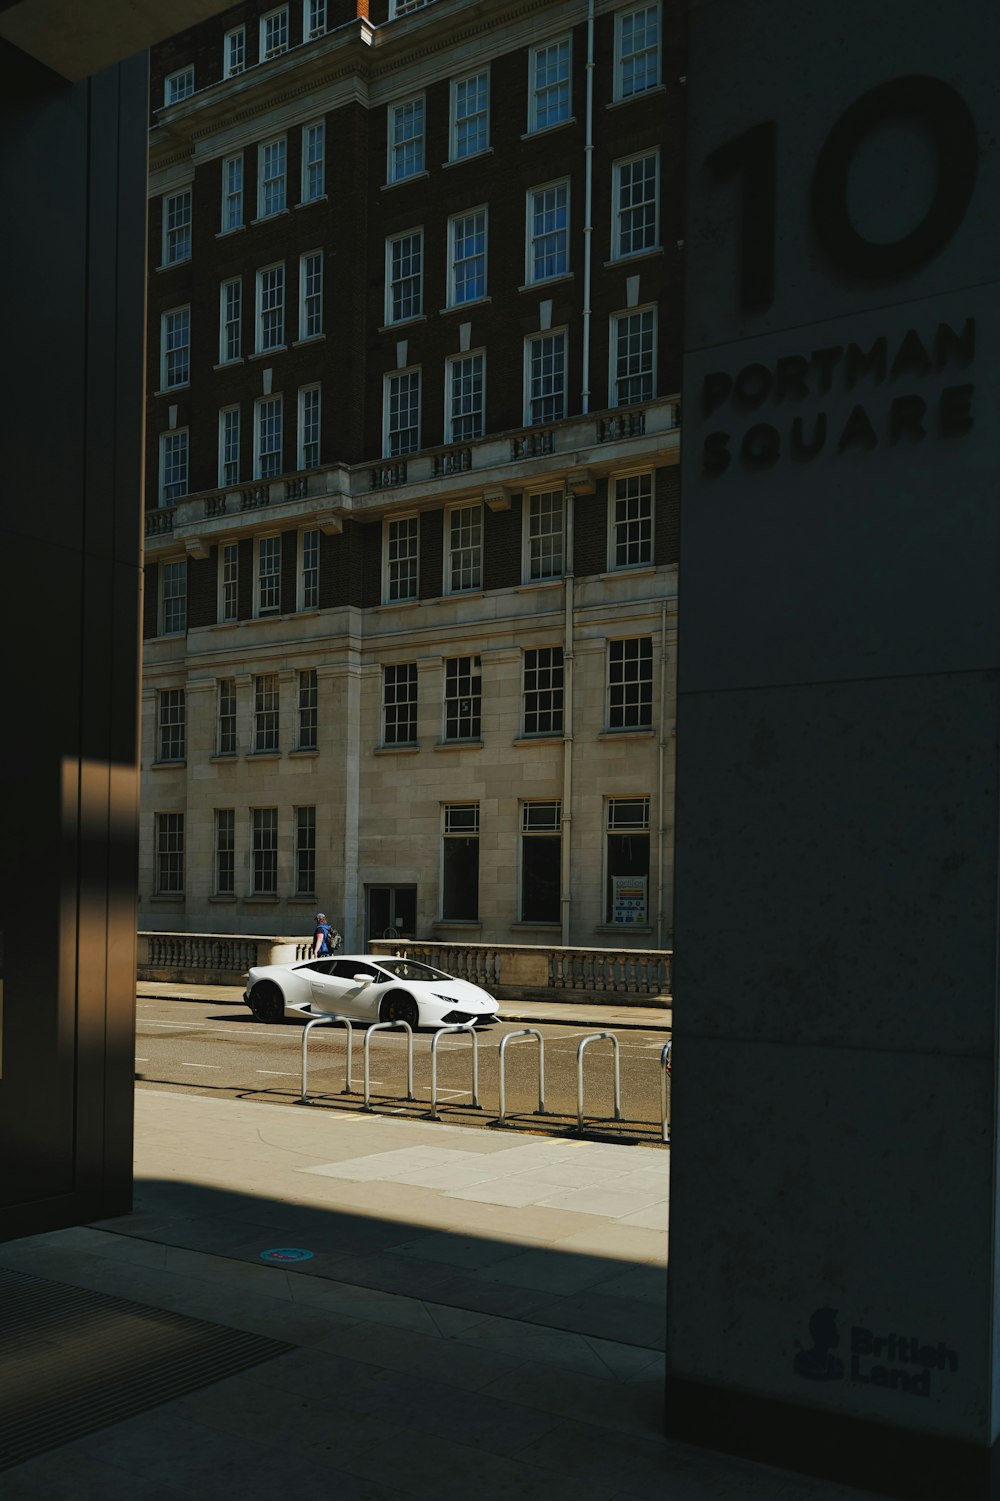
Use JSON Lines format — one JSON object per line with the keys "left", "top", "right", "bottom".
{"left": 141, "top": 0, "right": 682, "bottom": 950}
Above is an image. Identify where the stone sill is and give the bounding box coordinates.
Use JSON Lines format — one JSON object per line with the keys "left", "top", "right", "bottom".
{"left": 434, "top": 739, "right": 484, "bottom": 751}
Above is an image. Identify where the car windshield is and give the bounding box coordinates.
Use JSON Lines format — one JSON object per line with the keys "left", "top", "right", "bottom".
{"left": 376, "top": 959, "right": 454, "bottom": 983}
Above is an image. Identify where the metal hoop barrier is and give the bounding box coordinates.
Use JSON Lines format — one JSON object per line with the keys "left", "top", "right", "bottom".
{"left": 497, "top": 1028, "right": 547, "bottom": 1125}
{"left": 429, "top": 1023, "right": 480, "bottom": 1120}
{"left": 300, "top": 1013, "right": 356, "bottom": 1104}
{"left": 575, "top": 1032, "right": 622, "bottom": 1133}
{"left": 363, "top": 1020, "right": 415, "bottom": 1110}
{"left": 660, "top": 1040, "right": 672, "bottom": 1143}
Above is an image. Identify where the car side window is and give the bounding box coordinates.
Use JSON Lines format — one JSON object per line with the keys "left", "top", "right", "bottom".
{"left": 301, "top": 960, "right": 334, "bottom": 974}
{"left": 332, "top": 960, "right": 378, "bottom": 980}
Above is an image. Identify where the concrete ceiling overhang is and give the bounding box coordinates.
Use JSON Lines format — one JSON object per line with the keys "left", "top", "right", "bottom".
{"left": 0, "top": 0, "right": 238, "bottom": 82}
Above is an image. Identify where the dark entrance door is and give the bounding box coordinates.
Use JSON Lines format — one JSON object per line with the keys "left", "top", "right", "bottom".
{"left": 365, "top": 886, "right": 417, "bottom": 946}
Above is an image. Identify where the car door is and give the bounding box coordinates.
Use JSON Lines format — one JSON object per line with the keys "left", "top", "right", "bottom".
{"left": 305, "top": 959, "right": 350, "bottom": 1013}
{"left": 326, "top": 960, "right": 382, "bottom": 1019}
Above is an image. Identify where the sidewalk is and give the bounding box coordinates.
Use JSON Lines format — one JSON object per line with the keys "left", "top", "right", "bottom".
{"left": 0, "top": 1089, "right": 869, "bottom": 1499}
{"left": 137, "top": 980, "right": 672, "bottom": 1031}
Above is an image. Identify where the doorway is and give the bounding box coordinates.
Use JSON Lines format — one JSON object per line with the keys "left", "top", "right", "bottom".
{"left": 365, "top": 885, "right": 417, "bottom": 946}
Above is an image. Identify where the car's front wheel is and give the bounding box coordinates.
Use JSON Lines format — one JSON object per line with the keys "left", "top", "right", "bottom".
{"left": 380, "top": 991, "right": 418, "bottom": 1029}
{"left": 248, "top": 981, "right": 285, "bottom": 1024}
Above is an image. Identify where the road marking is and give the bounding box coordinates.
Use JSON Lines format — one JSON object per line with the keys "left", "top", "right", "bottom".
{"left": 255, "top": 1069, "right": 300, "bottom": 1076}
{"left": 181, "top": 1062, "right": 221, "bottom": 1069}
{"left": 135, "top": 1057, "right": 149, "bottom": 1062}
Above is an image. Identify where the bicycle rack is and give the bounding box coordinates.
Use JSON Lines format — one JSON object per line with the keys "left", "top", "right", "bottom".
{"left": 363, "top": 1020, "right": 415, "bottom": 1110}
{"left": 428, "top": 1023, "right": 480, "bottom": 1120}
{"left": 300, "top": 1013, "right": 356, "bottom": 1104}
{"left": 497, "top": 1028, "right": 547, "bottom": 1125}
{"left": 575, "top": 1032, "right": 622, "bottom": 1133}
{"left": 660, "top": 1040, "right": 672, "bottom": 1143}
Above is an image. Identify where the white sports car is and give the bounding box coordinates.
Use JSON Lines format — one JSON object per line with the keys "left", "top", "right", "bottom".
{"left": 243, "top": 954, "right": 499, "bottom": 1029}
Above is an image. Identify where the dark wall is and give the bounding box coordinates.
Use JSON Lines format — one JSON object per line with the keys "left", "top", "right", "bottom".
{"left": 0, "top": 39, "right": 146, "bottom": 1239}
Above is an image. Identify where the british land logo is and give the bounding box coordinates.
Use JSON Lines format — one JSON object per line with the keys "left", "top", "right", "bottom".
{"left": 794, "top": 1307, "right": 958, "bottom": 1398}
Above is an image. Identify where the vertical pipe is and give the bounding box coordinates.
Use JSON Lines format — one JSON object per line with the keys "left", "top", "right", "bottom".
{"left": 657, "top": 599, "right": 668, "bottom": 949}
{"left": 561, "top": 491, "right": 575, "bottom": 945}
{"left": 581, "top": 0, "right": 595, "bottom": 413}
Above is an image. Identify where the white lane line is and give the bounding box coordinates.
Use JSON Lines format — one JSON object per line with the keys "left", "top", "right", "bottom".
{"left": 135, "top": 1057, "right": 149, "bottom": 1062}
{"left": 181, "top": 1062, "right": 221, "bottom": 1070}
{"left": 255, "top": 1069, "right": 300, "bottom": 1076}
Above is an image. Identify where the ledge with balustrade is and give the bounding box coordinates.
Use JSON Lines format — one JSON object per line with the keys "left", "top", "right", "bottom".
{"left": 144, "top": 397, "right": 680, "bottom": 552}
{"left": 137, "top": 931, "right": 671, "bottom": 1004}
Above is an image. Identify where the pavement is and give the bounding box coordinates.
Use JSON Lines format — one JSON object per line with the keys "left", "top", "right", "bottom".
{"left": 136, "top": 980, "right": 672, "bottom": 1031}
{"left": 0, "top": 1084, "right": 875, "bottom": 1499}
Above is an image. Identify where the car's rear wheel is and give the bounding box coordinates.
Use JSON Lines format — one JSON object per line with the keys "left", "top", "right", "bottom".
{"left": 249, "top": 981, "right": 285, "bottom": 1024}
{"left": 380, "top": 991, "right": 418, "bottom": 1028}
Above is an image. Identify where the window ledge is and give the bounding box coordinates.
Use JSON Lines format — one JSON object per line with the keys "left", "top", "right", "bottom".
{"left": 153, "top": 385, "right": 190, "bottom": 398}
{"left": 246, "top": 894, "right": 280, "bottom": 903}
{"left": 518, "top": 272, "right": 575, "bottom": 294}
{"left": 604, "top": 246, "right": 664, "bottom": 269}
{"left": 433, "top": 920, "right": 482, "bottom": 931}
{"left": 444, "top": 589, "right": 484, "bottom": 602}
{"left": 377, "top": 597, "right": 421, "bottom": 611}
{"left": 439, "top": 296, "right": 491, "bottom": 315}
{"left": 512, "top": 735, "right": 564, "bottom": 748}
{"left": 375, "top": 743, "right": 420, "bottom": 755}
{"left": 155, "top": 259, "right": 192, "bottom": 273}
{"left": 294, "top": 195, "right": 328, "bottom": 209}
{"left": 378, "top": 315, "right": 428, "bottom": 334}
{"left": 515, "top": 579, "right": 564, "bottom": 593}
{"left": 215, "top": 226, "right": 246, "bottom": 240}
{"left": 292, "top": 334, "right": 327, "bottom": 347}
{"left": 208, "top": 894, "right": 237, "bottom": 904}
{"left": 289, "top": 748, "right": 319, "bottom": 758}
{"left": 598, "top": 728, "right": 655, "bottom": 740}
{"left": 213, "top": 360, "right": 245, "bottom": 371}
{"left": 606, "top": 85, "right": 667, "bottom": 110}
{"left": 248, "top": 347, "right": 287, "bottom": 360}
{"left": 521, "top": 117, "right": 577, "bottom": 142}
{"left": 435, "top": 739, "right": 484, "bottom": 751}
{"left": 150, "top": 894, "right": 185, "bottom": 903}
{"left": 251, "top": 209, "right": 290, "bottom": 226}
{"left": 151, "top": 759, "right": 187, "bottom": 769}
{"left": 210, "top": 753, "right": 239, "bottom": 762}
{"left": 211, "top": 621, "right": 242, "bottom": 631}
{"left": 511, "top": 921, "right": 562, "bottom": 931}
{"left": 381, "top": 170, "right": 430, "bottom": 192}
{"left": 441, "top": 147, "right": 494, "bottom": 169}
{"left": 599, "top": 565, "right": 658, "bottom": 580}
{"left": 249, "top": 750, "right": 282, "bottom": 760}
{"left": 595, "top": 923, "right": 654, "bottom": 935}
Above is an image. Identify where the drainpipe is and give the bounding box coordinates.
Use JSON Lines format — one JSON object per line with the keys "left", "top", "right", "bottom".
{"left": 561, "top": 491, "right": 575, "bottom": 945}
{"left": 581, "top": 0, "right": 595, "bottom": 414}
{"left": 657, "top": 599, "right": 667, "bottom": 949}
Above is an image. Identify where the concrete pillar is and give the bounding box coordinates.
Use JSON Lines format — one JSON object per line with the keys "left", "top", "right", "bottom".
{"left": 666, "top": 3, "right": 1000, "bottom": 1496}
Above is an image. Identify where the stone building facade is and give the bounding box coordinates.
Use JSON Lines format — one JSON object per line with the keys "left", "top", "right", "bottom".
{"left": 141, "top": 0, "right": 682, "bottom": 950}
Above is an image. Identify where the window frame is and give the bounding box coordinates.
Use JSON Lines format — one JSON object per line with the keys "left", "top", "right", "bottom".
{"left": 161, "top": 187, "right": 192, "bottom": 267}
{"left": 304, "top": 0, "right": 328, "bottom": 39}
{"left": 158, "top": 429, "right": 189, "bottom": 506}
{"left": 295, "top": 806, "right": 317, "bottom": 896}
{"left": 301, "top": 120, "right": 326, "bottom": 202}
{"left": 257, "top": 135, "right": 288, "bottom": 220}
{"left": 255, "top": 262, "right": 286, "bottom": 353}
{"left": 611, "top": 149, "right": 660, "bottom": 260}
{"left": 605, "top": 795, "right": 651, "bottom": 925}
{"left": 164, "top": 66, "right": 194, "bottom": 107}
{"left": 610, "top": 304, "right": 657, "bottom": 407}
{"left": 254, "top": 394, "right": 284, "bottom": 479}
{"left": 443, "top": 654, "right": 482, "bottom": 741}
{"left": 524, "top": 328, "right": 568, "bottom": 427}
{"left": 157, "top": 687, "right": 186, "bottom": 763}
{"left": 223, "top": 26, "right": 246, "bottom": 78}
{"left": 218, "top": 544, "right": 239, "bottom": 626}
{"left": 387, "top": 95, "right": 426, "bottom": 185}
{"left": 522, "top": 646, "right": 564, "bottom": 737}
{"left": 523, "top": 489, "right": 565, "bottom": 583}
{"left": 383, "top": 367, "right": 421, "bottom": 458}
{"left": 608, "top": 470, "right": 654, "bottom": 571}
{"left": 253, "top": 675, "right": 280, "bottom": 753}
{"left": 444, "top": 502, "right": 483, "bottom": 595}
{"left": 155, "top": 812, "right": 185, "bottom": 896}
{"left": 297, "top": 526, "right": 321, "bottom": 611}
{"left": 215, "top": 808, "right": 236, "bottom": 895}
{"left": 444, "top": 350, "right": 486, "bottom": 444}
{"left": 221, "top": 154, "right": 244, "bottom": 233}
{"left": 260, "top": 6, "right": 290, "bottom": 60}
{"left": 525, "top": 179, "right": 570, "bottom": 285}
{"left": 383, "top": 514, "right": 419, "bottom": 603}
{"left": 297, "top": 669, "right": 318, "bottom": 750}
{"left": 447, "top": 206, "right": 488, "bottom": 307}
{"left": 219, "top": 276, "right": 242, "bottom": 363}
{"left": 297, "top": 384, "right": 321, "bottom": 470}
{"left": 217, "top": 677, "right": 237, "bottom": 753}
{"left": 218, "top": 406, "right": 241, "bottom": 490}
{"left": 519, "top": 800, "right": 562, "bottom": 924}
{"left": 449, "top": 68, "right": 490, "bottom": 162}
{"left": 250, "top": 806, "right": 279, "bottom": 895}
{"left": 614, "top": 1, "right": 661, "bottom": 102}
{"left": 385, "top": 227, "right": 424, "bottom": 325}
{"left": 255, "top": 535, "right": 282, "bottom": 619}
{"left": 528, "top": 36, "right": 572, "bottom": 133}
{"left": 441, "top": 803, "right": 480, "bottom": 921}
{"left": 607, "top": 636, "right": 654, "bottom": 731}
{"left": 160, "top": 305, "right": 191, "bottom": 391}
{"left": 298, "top": 249, "right": 323, "bottom": 340}
{"left": 383, "top": 661, "right": 418, "bottom": 746}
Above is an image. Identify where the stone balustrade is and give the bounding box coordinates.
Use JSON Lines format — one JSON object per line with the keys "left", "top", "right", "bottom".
{"left": 138, "top": 931, "right": 310, "bottom": 984}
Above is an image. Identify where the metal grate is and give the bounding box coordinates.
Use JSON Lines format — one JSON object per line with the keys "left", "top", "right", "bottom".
{"left": 0, "top": 1267, "right": 293, "bottom": 1472}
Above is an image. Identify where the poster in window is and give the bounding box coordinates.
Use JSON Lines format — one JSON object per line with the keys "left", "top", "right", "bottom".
{"left": 612, "top": 874, "right": 647, "bottom": 924}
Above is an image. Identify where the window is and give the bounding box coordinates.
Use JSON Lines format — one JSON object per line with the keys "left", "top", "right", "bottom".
{"left": 383, "top": 663, "right": 417, "bottom": 744}
{"left": 298, "top": 385, "right": 321, "bottom": 469}
{"left": 305, "top": 0, "right": 328, "bottom": 38}
{"left": 215, "top": 809, "right": 235, "bottom": 894}
{"left": 298, "top": 669, "right": 318, "bottom": 749}
{"left": 442, "top": 804, "right": 479, "bottom": 920}
{"left": 386, "top": 230, "right": 423, "bottom": 324}
{"left": 527, "top": 181, "right": 569, "bottom": 283}
{"left": 388, "top": 97, "right": 424, "bottom": 184}
{"left": 608, "top": 637, "right": 653, "bottom": 729}
{"left": 299, "top": 528, "right": 320, "bottom": 609}
{"left": 446, "top": 352, "right": 485, "bottom": 443}
{"left": 299, "top": 251, "right": 323, "bottom": 339}
{"left": 526, "top": 490, "right": 564, "bottom": 580}
{"left": 448, "top": 209, "right": 487, "bottom": 305}
{"left": 295, "top": 807, "right": 316, "bottom": 896}
{"left": 223, "top": 27, "right": 245, "bottom": 77}
{"left": 221, "top": 155, "right": 243, "bottom": 232}
{"left": 385, "top": 369, "right": 420, "bottom": 457}
{"left": 219, "top": 407, "right": 241, "bottom": 488}
{"left": 385, "top": 516, "right": 418, "bottom": 602}
{"left": 616, "top": 3, "right": 660, "bottom": 100}
{"left": 256, "top": 536, "right": 282, "bottom": 616}
{"left": 610, "top": 473, "right": 653, "bottom": 568}
{"left": 161, "top": 562, "right": 187, "bottom": 635}
{"left": 164, "top": 66, "right": 194, "bottom": 106}
{"left": 220, "top": 277, "right": 242, "bottom": 362}
{"left": 606, "top": 797, "right": 650, "bottom": 924}
{"left": 525, "top": 330, "right": 567, "bottom": 425}
{"left": 521, "top": 801, "right": 561, "bottom": 922}
{"left": 162, "top": 188, "right": 192, "bottom": 265}
{"left": 217, "top": 677, "right": 237, "bottom": 753}
{"left": 253, "top": 674, "right": 280, "bottom": 752}
{"left": 219, "top": 547, "right": 239, "bottom": 625}
{"left": 523, "top": 647, "right": 564, "bottom": 736}
{"left": 255, "top": 395, "right": 283, "bottom": 478}
{"left": 444, "top": 655, "right": 481, "bottom": 740}
{"left": 613, "top": 151, "right": 659, "bottom": 258}
{"left": 529, "top": 39, "right": 571, "bottom": 133}
{"left": 161, "top": 307, "right": 190, "bottom": 390}
{"left": 251, "top": 807, "right": 278, "bottom": 894}
{"left": 155, "top": 813, "right": 184, "bottom": 895}
{"left": 158, "top": 688, "right": 186, "bottom": 761}
{"left": 260, "top": 7, "right": 289, "bottom": 59}
{"left": 301, "top": 122, "right": 325, "bottom": 201}
{"left": 450, "top": 70, "right": 489, "bottom": 160}
{"left": 446, "top": 505, "right": 482, "bottom": 593}
{"left": 159, "top": 431, "right": 189, "bottom": 505}
{"left": 256, "top": 264, "right": 285, "bottom": 351}
{"left": 611, "top": 307, "right": 656, "bottom": 406}
{"left": 258, "top": 137, "right": 287, "bottom": 219}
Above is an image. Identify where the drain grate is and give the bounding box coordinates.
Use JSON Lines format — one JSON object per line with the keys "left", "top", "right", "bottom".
{"left": 0, "top": 1266, "right": 293, "bottom": 1472}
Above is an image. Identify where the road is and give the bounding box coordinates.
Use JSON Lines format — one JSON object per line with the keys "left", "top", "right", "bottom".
{"left": 135, "top": 995, "right": 672, "bottom": 1146}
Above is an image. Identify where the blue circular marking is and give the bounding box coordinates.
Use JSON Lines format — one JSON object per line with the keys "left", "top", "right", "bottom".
{"left": 259, "top": 1247, "right": 314, "bottom": 1262}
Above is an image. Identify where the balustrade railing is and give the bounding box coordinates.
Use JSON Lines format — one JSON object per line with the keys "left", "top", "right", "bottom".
{"left": 370, "top": 462, "right": 407, "bottom": 489}
{"left": 368, "top": 939, "right": 671, "bottom": 1003}
{"left": 511, "top": 429, "right": 554, "bottom": 460}
{"left": 139, "top": 931, "right": 310, "bottom": 982}
{"left": 145, "top": 507, "right": 176, "bottom": 537}
{"left": 432, "top": 447, "right": 472, "bottom": 477}
{"left": 597, "top": 409, "right": 647, "bottom": 442}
